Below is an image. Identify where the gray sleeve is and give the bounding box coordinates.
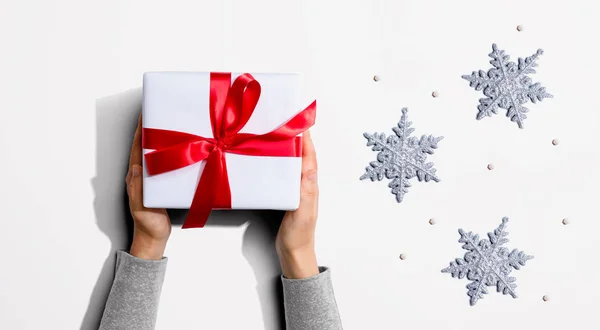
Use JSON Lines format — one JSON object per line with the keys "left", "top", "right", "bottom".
{"left": 99, "top": 250, "right": 168, "bottom": 330}
{"left": 281, "top": 267, "right": 343, "bottom": 330}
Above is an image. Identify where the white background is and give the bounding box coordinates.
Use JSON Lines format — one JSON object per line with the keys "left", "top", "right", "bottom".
{"left": 0, "top": 0, "right": 598, "bottom": 329}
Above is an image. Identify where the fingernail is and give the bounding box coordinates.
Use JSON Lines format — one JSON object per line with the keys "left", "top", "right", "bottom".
{"left": 307, "top": 170, "right": 317, "bottom": 182}
{"left": 132, "top": 165, "right": 141, "bottom": 177}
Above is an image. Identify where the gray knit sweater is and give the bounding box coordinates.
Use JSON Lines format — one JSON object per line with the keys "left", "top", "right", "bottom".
{"left": 98, "top": 251, "right": 342, "bottom": 330}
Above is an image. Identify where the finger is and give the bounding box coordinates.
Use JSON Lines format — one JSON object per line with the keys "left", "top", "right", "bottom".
{"left": 129, "top": 114, "right": 143, "bottom": 169}
{"left": 298, "top": 168, "right": 318, "bottom": 219}
{"left": 301, "top": 130, "right": 317, "bottom": 172}
{"left": 299, "top": 130, "right": 318, "bottom": 212}
{"left": 125, "top": 169, "right": 132, "bottom": 194}
{"left": 300, "top": 169, "right": 318, "bottom": 196}
{"left": 128, "top": 164, "right": 144, "bottom": 211}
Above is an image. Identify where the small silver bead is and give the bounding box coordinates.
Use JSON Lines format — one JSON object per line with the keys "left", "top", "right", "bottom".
{"left": 542, "top": 295, "right": 549, "bottom": 302}
{"left": 517, "top": 25, "right": 524, "bottom": 32}
{"left": 399, "top": 253, "right": 407, "bottom": 260}
{"left": 373, "top": 75, "right": 381, "bottom": 82}
{"left": 429, "top": 218, "right": 436, "bottom": 225}
{"left": 552, "top": 139, "right": 559, "bottom": 146}
{"left": 487, "top": 163, "right": 495, "bottom": 170}
{"left": 431, "top": 91, "right": 440, "bottom": 98}
{"left": 562, "top": 218, "right": 569, "bottom": 225}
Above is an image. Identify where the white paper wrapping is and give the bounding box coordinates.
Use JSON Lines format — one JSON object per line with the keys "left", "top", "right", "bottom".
{"left": 142, "top": 72, "right": 308, "bottom": 210}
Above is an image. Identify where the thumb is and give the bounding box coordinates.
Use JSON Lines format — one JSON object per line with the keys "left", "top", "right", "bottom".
{"left": 298, "top": 169, "right": 318, "bottom": 214}
{"left": 127, "top": 164, "right": 144, "bottom": 211}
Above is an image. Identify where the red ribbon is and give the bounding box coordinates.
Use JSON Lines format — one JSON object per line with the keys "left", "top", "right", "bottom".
{"left": 142, "top": 72, "right": 316, "bottom": 228}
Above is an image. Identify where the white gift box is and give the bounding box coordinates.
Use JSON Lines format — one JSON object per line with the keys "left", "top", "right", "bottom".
{"left": 142, "top": 72, "right": 309, "bottom": 210}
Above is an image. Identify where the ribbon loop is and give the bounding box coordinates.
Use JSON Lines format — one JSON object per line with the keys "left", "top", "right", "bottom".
{"left": 222, "top": 73, "right": 261, "bottom": 138}
{"left": 143, "top": 72, "right": 316, "bottom": 228}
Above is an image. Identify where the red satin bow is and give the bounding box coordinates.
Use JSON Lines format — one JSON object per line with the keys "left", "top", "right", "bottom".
{"left": 142, "top": 72, "right": 316, "bottom": 228}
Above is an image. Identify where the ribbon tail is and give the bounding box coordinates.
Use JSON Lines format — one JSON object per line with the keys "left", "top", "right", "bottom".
{"left": 183, "top": 149, "right": 223, "bottom": 228}
{"left": 213, "top": 152, "right": 232, "bottom": 208}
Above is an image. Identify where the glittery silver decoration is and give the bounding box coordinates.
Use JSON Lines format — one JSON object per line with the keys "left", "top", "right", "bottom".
{"left": 442, "top": 217, "right": 534, "bottom": 306}
{"left": 360, "top": 108, "right": 443, "bottom": 203}
{"left": 462, "top": 44, "right": 553, "bottom": 128}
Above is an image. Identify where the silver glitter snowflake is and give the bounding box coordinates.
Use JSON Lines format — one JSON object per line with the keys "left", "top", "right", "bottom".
{"left": 462, "top": 44, "right": 553, "bottom": 128}
{"left": 442, "top": 217, "right": 534, "bottom": 306}
{"left": 360, "top": 108, "right": 443, "bottom": 203}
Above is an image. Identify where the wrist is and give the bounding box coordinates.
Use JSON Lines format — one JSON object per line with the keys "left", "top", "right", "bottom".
{"left": 130, "top": 230, "right": 168, "bottom": 260}
{"left": 278, "top": 247, "right": 319, "bottom": 279}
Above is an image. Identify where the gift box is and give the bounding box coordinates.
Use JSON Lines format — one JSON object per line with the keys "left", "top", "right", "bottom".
{"left": 142, "top": 72, "right": 316, "bottom": 228}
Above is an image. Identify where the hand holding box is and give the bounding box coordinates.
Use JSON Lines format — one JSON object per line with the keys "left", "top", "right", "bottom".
{"left": 142, "top": 72, "right": 316, "bottom": 228}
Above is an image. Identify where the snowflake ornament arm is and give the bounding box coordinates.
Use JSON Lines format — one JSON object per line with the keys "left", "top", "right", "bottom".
{"left": 360, "top": 108, "right": 443, "bottom": 203}
{"left": 442, "top": 217, "right": 533, "bottom": 306}
{"left": 462, "top": 44, "right": 553, "bottom": 128}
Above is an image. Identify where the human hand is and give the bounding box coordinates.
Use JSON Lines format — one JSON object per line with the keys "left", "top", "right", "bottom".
{"left": 275, "top": 130, "right": 320, "bottom": 279}
{"left": 125, "top": 114, "right": 172, "bottom": 260}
